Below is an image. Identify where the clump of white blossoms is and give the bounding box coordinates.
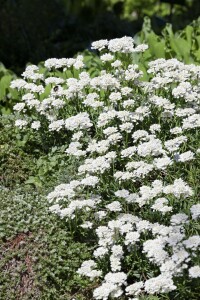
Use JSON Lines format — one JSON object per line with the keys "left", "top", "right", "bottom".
{"left": 11, "top": 36, "right": 200, "bottom": 299}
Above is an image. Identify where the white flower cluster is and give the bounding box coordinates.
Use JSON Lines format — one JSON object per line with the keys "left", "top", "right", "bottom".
{"left": 11, "top": 37, "right": 200, "bottom": 299}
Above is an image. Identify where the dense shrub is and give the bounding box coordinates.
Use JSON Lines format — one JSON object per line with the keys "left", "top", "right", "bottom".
{"left": 10, "top": 36, "right": 200, "bottom": 299}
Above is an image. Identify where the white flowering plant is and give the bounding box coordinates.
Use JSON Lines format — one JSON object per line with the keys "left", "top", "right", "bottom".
{"left": 10, "top": 36, "right": 200, "bottom": 299}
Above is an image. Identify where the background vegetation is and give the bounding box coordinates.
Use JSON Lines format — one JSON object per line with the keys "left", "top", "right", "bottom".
{"left": 0, "top": 0, "right": 200, "bottom": 74}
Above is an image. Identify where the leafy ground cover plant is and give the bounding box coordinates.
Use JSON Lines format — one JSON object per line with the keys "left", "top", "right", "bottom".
{"left": 0, "top": 188, "right": 93, "bottom": 300}
{"left": 9, "top": 36, "right": 200, "bottom": 299}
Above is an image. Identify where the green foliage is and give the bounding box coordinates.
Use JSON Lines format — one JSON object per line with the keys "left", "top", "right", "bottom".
{"left": 0, "top": 188, "right": 93, "bottom": 300}
{"left": 2, "top": 0, "right": 199, "bottom": 74}
{"left": 0, "top": 63, "right": 18, "bottom": 114}
{"left": 135, "top": 17, "right": 200, "bottom": 64}
{"left": 0, "top": 114, "right": 76, "bottom": 189}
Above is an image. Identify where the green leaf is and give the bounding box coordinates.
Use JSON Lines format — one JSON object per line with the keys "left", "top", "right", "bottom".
{"left": 195, "top": 35, "right": 200, "bottom": 48}
{"left": 0, "top": 75, "right": 13, "bottom": 100}
{"left": 170, "top": 37, "right": 191, "bottom": 62}
{"left": 185, "top": 25, "right": 193, "bottom": 48}
{"left": 147, "top": 33, "right": 165, "bottom": 58}
{"left": 25, "top": 176, "right": 42, "bottom": 187}
{"left": 0, "top": 107, "right": 11, "bottom": 114}
{"left": 40, "top": 84, "right": 51, "bottom": 100}
{"left": 194, "top": 48, "right": 200, "bottom": 61}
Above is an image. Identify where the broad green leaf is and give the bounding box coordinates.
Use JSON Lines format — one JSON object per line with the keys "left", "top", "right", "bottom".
{"left": 8, "top": 87, "right": 19, "bottom": 100}
{"left": 0, "top": 106, "right": 11, "bottom": 114}
{"left": 0, "top": 74, "right": 13, "bottom": 100}
{"left": 138, "top": 62, "right": 149, "bottom": 81}
{"left": 162, "top": 23, "right": 174, "bottom": 39}
{"left": 185, "top": 25, "right": 193, "bottom": 48}
{"left": 194, "top": 49, "right": 200, "bottom": 61}
{"left": 170, "top": 37, "right": 191, "bottom": 62}
{"left": 25, "top": 176, "right": 42, "bottom": 187}
{"left": 147, "top": 33, "right": 165, "bottom": 58}
{"left": 195, "top": 35, "right": 200, "bottom": 48}
{"left": 40, "top": 84, "right": 51, "bottom": 100}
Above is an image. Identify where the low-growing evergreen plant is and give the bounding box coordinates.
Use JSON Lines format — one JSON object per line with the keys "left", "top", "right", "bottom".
{"left": 7, "top": 36, "right": 200, "bottom": 299}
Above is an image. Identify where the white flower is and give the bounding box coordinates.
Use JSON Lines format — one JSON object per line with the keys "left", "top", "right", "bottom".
{"left": 31, "top": 121, "right": 41, "bottom": 130}
{"left": 170, "top": 127, "right": 183, "bottom": 135}
{"left": 93, "top": 282, "right": 121, "bottom": 300}
{"left": 126, "top": 281, "right": 144, "bottom": 296}
{"left": 81, "top": 176, "right": 99, "bottom": 187}
{"left": 121, "top": 87, "right": 132, "bottom": 95}
{"left": 183, "top": 235, "right": 200, "bottom": 250}
{"left": 44, "top": 58, "right": 72, "bottom": 70}
{"left": 149, "top": 124, "right": 161, "bottom": 133}
{"left": 51, "top": 99, "right": 65, "bottom": 109}
{"left": 174, "top": 151, "right": 195, "bottom": 162}
{"left": 66, "top": 141, "right": 86, "bottom": 157}
{"left": 165, "top": 136, "right": 187, "bottom": 152}
{"left": 120, "top": 122, "right": 134, "bottom": 133}
{"left": 13, "top": 103, "right": 26, "bottom": 112}
{"left": 73, "top": 55, "right": 84, "bottom": 69}
{"left": 190, "top": 204, "right": 200, "bottom": 220}
{"left": 83, "top": 93, "right": 104, "bottom": 108}
{"left": 111, "top": 60, "right": 122, "bottom": 68}
{"left": 125, "top": 231, "right": 140, "bottom": 245}
{"left": 132, "top": 130, "right": 149, "bottom": 142}
{"left": 10, "top": 79, "right": 27, "bottom": 90}
{"left": 151, "top": 198, "right": 172, "bottom": 214}
{"left": 80, "top": 221, "right": 93, "bottom": 229}
{"left": 77, "top": 260, "right": 102, "bottom": 280}
{"left": 15, "top": 119, "right": 28, "bottom": 128}
{"left": 100, "top": 53, "right": 114, "bottom": 62}
{"left": 182, "top": 114, "right": 200, "bottom": 130}
{"left": 133, "top": 44, "right": 148, "bottom": 52}
{"left": 143, "top": 238, "right": 168, "bottom": 265}
{"left": 108, "top": 37, "right": 134, "bottom": 53}
{"left": 65, "top": 112, "right": 92, "bottom": 131}
{"left": 144, "top": 275, "right": 176, "bottom": 294}
{"left": 153, "top": 156, "right": 172, "bottom": 169}
{"left": 163, "top": 178, "right": 193, "bottom": 198}
{"left": 170, "top": 213, "right": 189, "bottom": 225}
{"left": 115, "top": 189, "right": 130, "bottom": 199}
{"left": 93, "top": 247, "right": 109, "bottom": 258}
{"left": 49, "top": 119, "right": 65, "bottom": 131}
{"left": 91, "top": 39, "right": 108, "bottom": 51}
{"left": 106, "top": 201, "right": 122, "bottom": 212}
{"left": 189, "top": 266, "right": 200, "bottom": 278}
{"left": 137, "top": 138, "right": 163, "bottom": 157}
{"left": 104, "top": 272, "right": 127, "bottom": 285}
{"left": 136, "top": 220, "right": 152, "bottom": 232}
{"left": 72, "top": 131, "right": 83, "bottom": 141}
{"left": 24, "top": 83, "right": 44, "bottom": 94}
{"left": 123, "top": 99, "right": 135, "bottom": 108}
{"left": 49, "top": 204, "right": 61, "bottom": 213}
{"left": 110, "top": 245, "right": 124, "bottom": 271}
{"left": 109, "top": 92, "right": 122, "bottom": 103}
{"left": 45, "top": 77, "right": 65, "bottom": 85}
{"left": 121, "top": 146, "right": 137, "bottom": 158}
{"left": 95, "top": 210, "right": 107, "bottom": 220}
